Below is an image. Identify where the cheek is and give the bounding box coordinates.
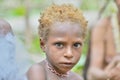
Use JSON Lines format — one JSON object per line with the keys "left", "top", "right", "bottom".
{"left": 76, "top": 52, "right": 81, "bottom": 59}
{"left": 74, "top": 49, "right": 82, "bottom": 60}
{"left": 46, "top": 46, "right": 61, "bottom": 59}
{"left": 73, "top": 54, "right": 81, "bottom": 65}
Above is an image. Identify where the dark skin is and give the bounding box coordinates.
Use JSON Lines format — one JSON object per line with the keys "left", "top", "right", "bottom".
{"left": 27, "top": 60, "right": 83, "bottom": 80}
{"left": 87, "top": 0, "right": 120, "bottom": 80}
{"left": 27, "top": 21, "right": 84, "bottom": 80}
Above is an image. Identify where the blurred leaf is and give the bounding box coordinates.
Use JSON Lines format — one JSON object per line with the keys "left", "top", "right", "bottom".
{"left": 11, "top": 6, "right": 26, "bottom": 16}
{"left": 80, "top": 0, "right": 99, "bottom": 11}
{"left": 29, "top": 35, "right": 43, "bottom": 54}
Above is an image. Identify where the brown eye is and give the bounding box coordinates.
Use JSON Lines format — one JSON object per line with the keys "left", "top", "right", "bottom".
{"left": 73, "top": 43, "right": 82, "bottom": 48}
{"left": 55, "top": 42, "right": 64, "bottom": 48}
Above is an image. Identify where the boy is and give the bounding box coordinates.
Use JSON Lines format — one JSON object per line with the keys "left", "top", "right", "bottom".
{"left": 27, "top": 4, "right": 87, "bottom": 80}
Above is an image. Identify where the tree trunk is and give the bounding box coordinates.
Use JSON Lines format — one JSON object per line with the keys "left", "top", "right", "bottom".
{"left": 24, "top": 0, "right": 32, "bottom": 48}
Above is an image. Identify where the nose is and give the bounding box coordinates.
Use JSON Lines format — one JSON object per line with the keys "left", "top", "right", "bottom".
{"left": 64, "top": 46, "right": 73, "bottom": 58}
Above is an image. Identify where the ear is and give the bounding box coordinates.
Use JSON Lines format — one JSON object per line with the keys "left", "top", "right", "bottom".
{"left": 40, "top": 39, "right": 46, "bottom": 52}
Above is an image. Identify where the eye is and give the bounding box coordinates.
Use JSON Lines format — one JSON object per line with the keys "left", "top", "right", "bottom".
{"left": 73, "top": 43, "right": 82, "bottom": 48}
{"left": 54, "top": 42, "right": 64, "bottom": 48}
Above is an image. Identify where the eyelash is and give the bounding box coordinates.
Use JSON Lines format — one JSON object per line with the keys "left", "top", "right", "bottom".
{"left": 54, "top": 42, "right": 82, "bottom": 48}
{"left": 54, "top": 42, "right": 64, "bottom": 48}
{"left": 73, "top": 43, "right": 82, "bottom": 48}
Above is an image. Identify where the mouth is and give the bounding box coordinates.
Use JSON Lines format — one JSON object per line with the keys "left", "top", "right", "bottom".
{"left": 60, "top": 62, "right": 74, "bottom": 67}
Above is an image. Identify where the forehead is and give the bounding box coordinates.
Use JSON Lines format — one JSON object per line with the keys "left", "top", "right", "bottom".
{"left": 49, "top": 21, "right": 82, "bottom": 37}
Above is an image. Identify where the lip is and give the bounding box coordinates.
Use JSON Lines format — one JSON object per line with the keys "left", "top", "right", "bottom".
{"left": 60, "top": 62, "right": 74, "bottom": 67}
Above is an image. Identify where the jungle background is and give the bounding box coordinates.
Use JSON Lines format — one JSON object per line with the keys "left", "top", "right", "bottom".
{"left": 0, "top": 0, "right": 117, "bottom": 75}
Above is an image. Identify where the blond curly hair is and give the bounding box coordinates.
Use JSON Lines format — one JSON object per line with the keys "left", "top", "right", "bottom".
{"left": 38, "top": 4, "right": 87, "bottom": 41}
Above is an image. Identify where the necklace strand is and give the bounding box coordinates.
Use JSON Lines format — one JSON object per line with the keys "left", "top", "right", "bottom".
{"left": 46, "top": 60, "right": 69, "bottom": 79}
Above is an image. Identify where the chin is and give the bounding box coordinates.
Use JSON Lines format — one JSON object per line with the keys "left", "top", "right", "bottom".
{"left": 62, "top": 67, "right": 72, "bottom": 73}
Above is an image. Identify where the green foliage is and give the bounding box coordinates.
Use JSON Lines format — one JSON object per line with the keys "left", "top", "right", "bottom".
{"left": 29, "top": 36, "right": 41, "bottom": 53}
{"left": 11, "top": 6, "right": 26, "bottom": 16}
{"left": 102, "top": 0, "right": 117, "bottom": 17}
{"left": 29, "top": 35, "right": 42, "bottom": 54}
{"left": 80, "top": 0, "right": 114, "bottom": 11}
{"left": 0, "top": 0, "right": 3, "bottom": 3}
{"left": 80, "top": 0, "right": 99, "bottom": 11}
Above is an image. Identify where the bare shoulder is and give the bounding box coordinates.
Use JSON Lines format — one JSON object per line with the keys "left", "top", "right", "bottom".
{"left": 93, "top": 17, "right": 110, "bottom": 32}
{"left": 27, "top": 61, "right": 46, "bottom": 80}
{"left": 69, "top": 71, "right": 83, "bottom": 80}
{"left": 91, "top": 17, "right": 110, "bottom": 41}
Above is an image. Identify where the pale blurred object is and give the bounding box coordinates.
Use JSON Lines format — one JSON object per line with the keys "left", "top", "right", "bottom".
{"left": 0, "top": 20, "right": 18, "bottom": 79}
{"left": 0, "top": 19, "right": 31, "bottom": 80}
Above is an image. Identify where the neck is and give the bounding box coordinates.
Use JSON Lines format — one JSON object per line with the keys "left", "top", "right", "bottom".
{"left": 45, "top": 60, "right": 69, "bottom": 77}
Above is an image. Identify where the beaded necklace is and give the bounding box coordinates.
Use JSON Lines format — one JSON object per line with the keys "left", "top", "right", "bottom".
{"left": 46, "top": 60, "right": 69, "bottom": 80}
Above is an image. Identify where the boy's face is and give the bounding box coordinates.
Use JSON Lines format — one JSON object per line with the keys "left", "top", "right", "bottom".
{"left": 42, "top": 21, "right": 83, "bottom": 74}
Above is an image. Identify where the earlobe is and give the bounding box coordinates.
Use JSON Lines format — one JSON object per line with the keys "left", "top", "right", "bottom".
{"left": 40, "top": 39, "right": 46, "bottom": 52}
